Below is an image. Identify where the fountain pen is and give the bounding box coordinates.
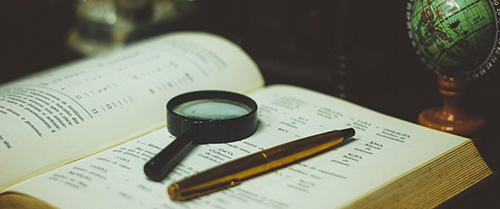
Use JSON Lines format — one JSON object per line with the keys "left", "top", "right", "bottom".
{"left": 167, "top": 128, "right": 355, "bottom": 201}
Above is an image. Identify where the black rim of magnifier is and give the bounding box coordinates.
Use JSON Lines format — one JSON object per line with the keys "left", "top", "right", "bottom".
{"left": 166, "top": 90, "right": 258, "bottom": 143}
{"left": 144, "top": 90, "right": 258, "bottom": 181}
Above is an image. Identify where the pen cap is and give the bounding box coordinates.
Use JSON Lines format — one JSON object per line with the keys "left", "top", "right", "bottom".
{"left": 341, "top": 128, "right": 355, "bottom": 140}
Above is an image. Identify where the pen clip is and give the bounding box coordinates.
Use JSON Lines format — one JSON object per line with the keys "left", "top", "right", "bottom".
{"left": 168, "top": 178, "right": 242, "bottom": 201}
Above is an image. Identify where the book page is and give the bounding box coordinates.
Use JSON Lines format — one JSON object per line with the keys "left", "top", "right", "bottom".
{"left": 4, "top": 85, "right": 469, "bottom": 209}
{"left": 0, "top": 32, "right": 264, "bottom": 189}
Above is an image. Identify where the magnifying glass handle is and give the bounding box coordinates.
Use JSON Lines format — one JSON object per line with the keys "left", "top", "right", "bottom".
{"left": 144, "top": 128, "right": 198, "bottom": 181}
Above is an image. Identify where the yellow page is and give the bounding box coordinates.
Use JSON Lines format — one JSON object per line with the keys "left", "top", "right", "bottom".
{"left": 0, "top": 32, "right": 264, "bottom": 189}
{"left": 4, "top": 85, "right": 469, "bottom": 209}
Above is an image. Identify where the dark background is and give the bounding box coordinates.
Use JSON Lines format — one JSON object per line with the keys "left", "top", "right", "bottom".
{"left": 1, "top": 1, "right": 499, "bottom": 208}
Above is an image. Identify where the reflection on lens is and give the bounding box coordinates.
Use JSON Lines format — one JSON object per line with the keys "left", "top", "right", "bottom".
{"left": 172, "top": 99, "right": 252, "bottom": 120}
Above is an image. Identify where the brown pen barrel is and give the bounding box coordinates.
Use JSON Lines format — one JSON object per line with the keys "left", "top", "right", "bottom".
{"left": 168, "top": 128, "right": 354, "bottom": 201}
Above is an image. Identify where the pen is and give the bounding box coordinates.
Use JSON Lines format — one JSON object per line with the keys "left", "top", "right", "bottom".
{"left": 168, "top": 128, "right": 355, "bottom": 201}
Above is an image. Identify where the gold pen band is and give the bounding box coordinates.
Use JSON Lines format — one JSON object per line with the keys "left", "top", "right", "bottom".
{"left": 168, "top": 128, "right": 355, "bottom": 201}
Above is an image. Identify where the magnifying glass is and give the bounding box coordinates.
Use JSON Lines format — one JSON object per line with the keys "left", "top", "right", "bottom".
{"left": 144, "top": 90, "right": 258, "bottom": 181}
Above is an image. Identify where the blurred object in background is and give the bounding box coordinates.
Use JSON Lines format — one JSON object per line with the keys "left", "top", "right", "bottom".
{"left": 67, "top": 0, "right": 196, "bottom": 56}
{"left": 330, "top": 0, "right": 350, "bottom": 99}
{"left": 0, "top": 0, "right": 79, "bottom": 84}
{"left": 245, "top": 0, "right": 354, "bottom": 99}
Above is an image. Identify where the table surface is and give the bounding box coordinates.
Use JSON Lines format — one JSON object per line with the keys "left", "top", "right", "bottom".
{"left": 1, "top": 1, "right": 499, "bottom": 208}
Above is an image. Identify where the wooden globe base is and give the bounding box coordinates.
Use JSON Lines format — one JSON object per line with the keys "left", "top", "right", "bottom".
{"left": 418, "top": 108, "right": 484, "bottom": 137}
{"left": 418, "top": 74, "right": 484, "bottom": 138}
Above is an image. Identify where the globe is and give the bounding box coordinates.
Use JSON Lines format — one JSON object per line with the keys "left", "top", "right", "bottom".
{"left": 407, "top": 0, "right": 500, "bottom": 79}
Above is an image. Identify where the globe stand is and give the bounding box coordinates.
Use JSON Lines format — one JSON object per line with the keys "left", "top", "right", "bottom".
{"left": 418, "top": 74, "right": 484, "bottom": 138}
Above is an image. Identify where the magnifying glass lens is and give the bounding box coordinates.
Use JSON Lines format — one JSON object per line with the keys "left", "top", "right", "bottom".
{"left": 172, "top": 99, "right": 252, "bottom": 120}
{"left": 144, "top": 91, "right": 258, "bottom": 182}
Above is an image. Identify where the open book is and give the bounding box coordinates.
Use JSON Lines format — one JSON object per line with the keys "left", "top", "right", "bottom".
{"left": 0, "top": 32, "right": 492, "bottom": 209}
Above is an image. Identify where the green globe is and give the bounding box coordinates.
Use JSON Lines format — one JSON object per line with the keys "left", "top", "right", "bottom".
{"left": 407, "top": 0, "right": 500, "bottom": 79}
